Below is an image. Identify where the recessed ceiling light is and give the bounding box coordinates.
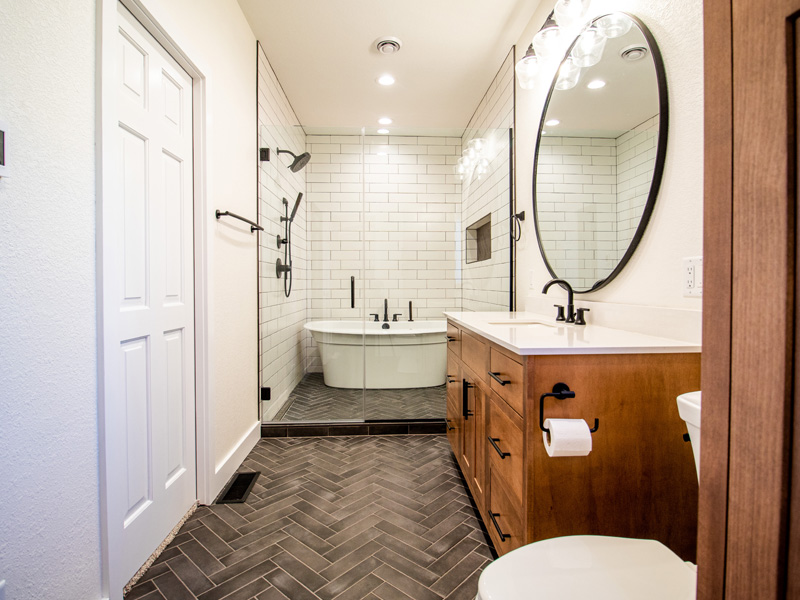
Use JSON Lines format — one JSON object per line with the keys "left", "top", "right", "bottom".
{"left": 378, "top": 117, "right": 392, "bottom": 125}
{"left": 377, "top": 74, "right": 395, "bottom": 86}
{"left": 587, "top": 80, "right": 606, "bottom": 89}
{"left": 377, "top": 128, "right": 390, "bottom": 134}
{"left": 545, "top": 119, "right": 560, "bottom": 126}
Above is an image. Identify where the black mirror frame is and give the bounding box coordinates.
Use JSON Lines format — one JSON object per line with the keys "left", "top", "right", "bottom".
{"left": 532, "top": 13, "right": 669, "bottom": 294}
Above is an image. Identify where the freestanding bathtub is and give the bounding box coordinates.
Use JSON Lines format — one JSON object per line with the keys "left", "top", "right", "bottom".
{"left": 304, "top": 320, "right": 447, "bottom": 389}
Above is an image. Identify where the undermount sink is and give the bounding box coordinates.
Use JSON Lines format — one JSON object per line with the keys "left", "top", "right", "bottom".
{"left": 487, "top": 320, "right": 556, "bottom": 327}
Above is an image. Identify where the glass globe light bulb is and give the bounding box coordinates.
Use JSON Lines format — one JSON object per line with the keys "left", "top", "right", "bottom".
{"left": 555, "top": 57, "right": 581, "bottom": 91}
{"left": 594, "top": 13, "right": 633, "bottom": 39}
{"left": 533, "top": 15, "right": 563, "bottom": 60}
{"left": 571, "top": 26, "right": 607, "bottom": 68}
{"left": 554, "top": 0, "right": 590, "bottom": 28}
{"left": 515, "top": 45, "right": 540, "bottom": 90}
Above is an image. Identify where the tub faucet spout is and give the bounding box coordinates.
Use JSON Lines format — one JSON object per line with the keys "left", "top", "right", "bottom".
{"left": 383, "top": 299, "right": 389, "bottom": 322}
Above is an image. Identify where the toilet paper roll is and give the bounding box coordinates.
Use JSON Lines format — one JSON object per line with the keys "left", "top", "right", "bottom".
{"left": 542, "top": 418, "right": 592, "bottom": 457}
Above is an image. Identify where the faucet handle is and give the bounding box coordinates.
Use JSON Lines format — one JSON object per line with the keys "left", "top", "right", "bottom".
{"left": 369, "top": 313, "right": 380, "bottom": 322}
{"left": 553, "top": 304, "right": 566, "bottom": 322}
{"left": 575, "top": 308, "right": 590, "bottom": 326}
{"left": 392, "top": 313, "right": 402, "bottom": 322}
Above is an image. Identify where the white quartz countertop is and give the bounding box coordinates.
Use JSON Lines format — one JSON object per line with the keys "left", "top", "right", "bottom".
{"left": 443, "top": 311, "right": 702, "bottom": 356}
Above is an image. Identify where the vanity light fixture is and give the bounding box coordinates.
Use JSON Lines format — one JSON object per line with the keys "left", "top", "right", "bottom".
{"left": 378, "top": 117, "right": 392, "bottom": 125}
{"left": 587, "top": 79, "right": 606, "bottom": 89}
{"left": 377, "top": 128, "right": 390, "bottom": 134}
{"left": 545, "top": 118, "right": 560, "bottom": 126}
{"left": 377, "top": 74, "right": 395, "bottom": 86}
{"left": 515, "top": 44, "right": 540, "bottom": 90}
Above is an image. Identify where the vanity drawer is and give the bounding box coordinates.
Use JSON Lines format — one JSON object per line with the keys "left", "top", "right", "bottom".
{"left": 488, "top": 469, "right": 524, "bottom": 554}
{"left": 489, "top": 348, "right": 524, "bottom": 416}
{"left": 488, "top": 393, "right": 524, "bottom": 504}
{"left": 446, "top": 321, "right": 461, "bottom": 357}
{"left": 462, "top": 331, "right": 487, "bottom": 379}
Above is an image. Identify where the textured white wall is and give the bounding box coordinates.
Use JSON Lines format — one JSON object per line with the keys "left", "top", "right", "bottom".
{"left": 515, "top": 0, "right": 703, "bottom": 320}
{"left": 0, "top": 1, "right": 102, "bottom": 599}
{"left": 138, "top": 0, "right": 260, "bottom": 472}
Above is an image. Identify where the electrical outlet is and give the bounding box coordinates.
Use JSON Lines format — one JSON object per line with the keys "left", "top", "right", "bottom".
{"left": 683, "top": 256, "right": 703, "bottom": 297}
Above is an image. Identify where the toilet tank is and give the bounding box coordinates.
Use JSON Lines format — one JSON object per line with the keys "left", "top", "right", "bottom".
{"left": 677, "top": 391, "right": 701, "bottom": 481}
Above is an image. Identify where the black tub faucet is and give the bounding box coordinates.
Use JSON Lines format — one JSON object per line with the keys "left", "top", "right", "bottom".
{"left": 383, "top": 298, "right": 389, "bottom": 322}
{"left": 542, "top": 279, "right": 576, "bottom": 324}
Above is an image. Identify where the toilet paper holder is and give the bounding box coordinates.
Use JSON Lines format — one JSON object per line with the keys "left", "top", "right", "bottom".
{"left": 539, "top": 382, "right": 599, "bottom": 434}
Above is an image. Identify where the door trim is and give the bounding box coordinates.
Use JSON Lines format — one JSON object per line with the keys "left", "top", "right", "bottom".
{"left": 96, "top": 1, "right": 211, "bottom": 597}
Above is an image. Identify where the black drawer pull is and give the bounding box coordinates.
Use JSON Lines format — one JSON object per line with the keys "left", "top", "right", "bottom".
{"left": 462, "top": 380, "right": 474, "bottom": 420}
{"left": 447, "top": 336, "right": 457, "bottom": 342}
{"left": 488, "top": 436, "right": 510, "bottom": 459}
{"left": 488, "top": 372, "right": 511, "bottom": 386}
{"left": 447, "top": 374, "right": 456, "bottom": 384}
{"left": 446, "top": 419, "right": 455, "bottom": 431}
{"left": 489, "top": 512, "right": 508, "bottom": 542}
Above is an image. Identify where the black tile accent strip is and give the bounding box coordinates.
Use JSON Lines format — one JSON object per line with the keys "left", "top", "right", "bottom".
{"left": 261, "top": 421, "right": 446, "bottom": 438}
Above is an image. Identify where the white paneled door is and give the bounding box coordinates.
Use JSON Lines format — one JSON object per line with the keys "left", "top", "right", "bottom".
{"left": 112, "top": 3, "right": 196, "bottom": 584}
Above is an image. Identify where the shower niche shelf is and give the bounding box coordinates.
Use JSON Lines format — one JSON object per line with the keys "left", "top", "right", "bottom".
{"left": 466, "top": 214, "right": 492, "bottom": 264}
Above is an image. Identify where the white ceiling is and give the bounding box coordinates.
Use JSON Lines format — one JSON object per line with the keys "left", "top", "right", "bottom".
{"left": 237, "top": 0, "right": 539, "bottom": 135}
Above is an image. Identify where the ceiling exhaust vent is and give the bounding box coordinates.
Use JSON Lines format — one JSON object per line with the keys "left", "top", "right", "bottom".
{"left": 620, "top": 45, "right": 648, "bottom": 62}
{"left": 375, "top": 37, "right": 403, "bottom": 54}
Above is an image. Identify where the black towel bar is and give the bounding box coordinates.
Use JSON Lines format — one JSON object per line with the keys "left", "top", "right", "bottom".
{"left": 215, "top": 210, "right": 263, "bottom": 232}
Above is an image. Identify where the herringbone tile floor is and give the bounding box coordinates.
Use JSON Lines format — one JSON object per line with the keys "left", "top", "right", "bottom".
{"left": 279, "top": 374, "right": 446, "bottom": 422}
{"left": 126, "top": 435, "right": 494, "bottom": 600}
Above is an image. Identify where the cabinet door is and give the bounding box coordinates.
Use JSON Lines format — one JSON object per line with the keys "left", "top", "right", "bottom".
{"left": 446, "top": 394, "right": 461, "bottom": 462}
{"left": 470, "top": 381, "right": 487, "bottom": 511}
{"left": 447, "top": 351, "right": 461, "bottom": 407}
{"left": 461, "top": 375, "right": 476, "bottom": 483}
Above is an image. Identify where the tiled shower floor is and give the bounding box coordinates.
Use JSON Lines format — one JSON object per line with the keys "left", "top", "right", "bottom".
{"left": 277, "top": 374, "right": 446, "bottom": 422}
{"left": 125, "top": 435, "right": 494, "bottom": 600}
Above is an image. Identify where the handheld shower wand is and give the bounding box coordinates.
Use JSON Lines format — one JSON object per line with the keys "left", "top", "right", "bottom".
{"left": 276, "top": 192, "right": 303, "bottom": 297}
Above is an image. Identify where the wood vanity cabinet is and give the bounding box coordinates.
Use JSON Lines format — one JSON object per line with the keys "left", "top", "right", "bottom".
{"left": 445, "top": 319, "right": 701, "bottom": 562}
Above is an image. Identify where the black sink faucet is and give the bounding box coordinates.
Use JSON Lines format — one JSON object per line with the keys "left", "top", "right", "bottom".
{"left": 542, "top": 279, "right": 576, "bottom": 324}
{"left": 383, "top": 298, "right": 389, "bottom": 322}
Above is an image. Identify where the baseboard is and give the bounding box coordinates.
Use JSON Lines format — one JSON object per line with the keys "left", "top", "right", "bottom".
{"left": 209, "top": 421, "right": 260, "bottom": 501}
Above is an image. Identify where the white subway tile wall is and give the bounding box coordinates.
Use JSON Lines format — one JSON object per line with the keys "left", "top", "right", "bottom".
{"left": 536, "top": 115, "right": 658, "bottom": 290}
{"left": 461, "top": 52, "right": 514, "bottom": 312}
{"left": 303, "top": 135, "right": 463, "bottom": 373}
{"left": 257, "top": 46, "right": 307, "bottom": 419}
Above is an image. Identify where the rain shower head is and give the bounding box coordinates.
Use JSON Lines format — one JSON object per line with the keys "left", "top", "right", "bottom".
{"left": 276, "top": 148, "right": 311, "bottom": 172}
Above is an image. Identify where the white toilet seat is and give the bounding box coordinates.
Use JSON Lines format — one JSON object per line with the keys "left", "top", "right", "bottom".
{"left": 476, "top": 535, "right": 696, "bottom": 600}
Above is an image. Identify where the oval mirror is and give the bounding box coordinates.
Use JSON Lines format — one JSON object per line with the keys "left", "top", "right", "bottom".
{"left": 532, "top": 13, "right": 668, "bottom": 293}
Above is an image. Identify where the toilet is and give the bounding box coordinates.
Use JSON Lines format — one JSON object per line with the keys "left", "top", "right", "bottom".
{"left": 475, "top": 391, "right": 702, "bottom": 600}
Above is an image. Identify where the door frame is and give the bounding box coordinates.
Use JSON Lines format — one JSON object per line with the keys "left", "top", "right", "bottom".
{"left": 701, "top": 0, "right": 800, "bottom": 597}
{"left": 96, "top": 1, "right": 212, "bottom": 597}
